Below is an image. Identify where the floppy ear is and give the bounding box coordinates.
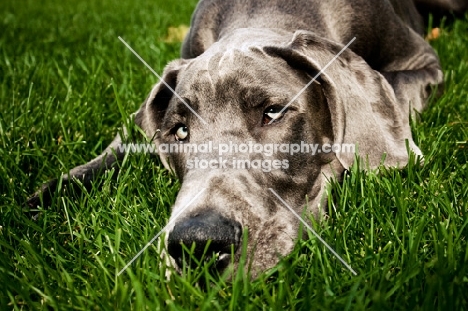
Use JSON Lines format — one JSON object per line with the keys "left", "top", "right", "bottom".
{"left": 135, "top": 59, "right": 190, "bottom": 143}
{"left": 265, "top": 31, "right": 422, "bottom": 170}
{"left": 133, "top": 59, "right": 190, "bottom": 170}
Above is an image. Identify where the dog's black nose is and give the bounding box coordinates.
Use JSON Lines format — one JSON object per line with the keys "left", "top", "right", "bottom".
{"left": 167, "top": 211, "right": 242, "bottom": 270}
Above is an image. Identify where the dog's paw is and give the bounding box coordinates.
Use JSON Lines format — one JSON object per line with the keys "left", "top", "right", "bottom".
{"left": 25, "top": 194, "right": 43, "bottom": 221}
{"left": 25, "top": 180, "right": 58, "bottom": 219}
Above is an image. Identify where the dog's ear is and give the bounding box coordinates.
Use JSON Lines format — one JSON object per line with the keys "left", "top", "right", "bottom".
{"left": 135, "top": 59, "right": 190, "bottom": 141}
{"left": 265, "top": 31, "right": 422, "bottom": 170}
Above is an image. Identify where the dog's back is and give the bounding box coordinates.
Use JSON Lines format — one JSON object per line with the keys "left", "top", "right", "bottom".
{"left": 182, "top": 0, "right": 425, "bottom": 70}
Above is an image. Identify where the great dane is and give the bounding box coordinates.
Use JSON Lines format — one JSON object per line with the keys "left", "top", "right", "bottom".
{"left": 28, "top": 0, "right": 467, "bottom": 277}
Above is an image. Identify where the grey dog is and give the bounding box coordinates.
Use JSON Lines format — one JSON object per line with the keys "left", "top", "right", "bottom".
{"left": 28, "top": 0, "right": 467, "bottom": 276}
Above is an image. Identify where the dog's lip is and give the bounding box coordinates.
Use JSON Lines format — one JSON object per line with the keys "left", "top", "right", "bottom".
{"left": 171, "top": 251, "right": 233, "bottom": 272}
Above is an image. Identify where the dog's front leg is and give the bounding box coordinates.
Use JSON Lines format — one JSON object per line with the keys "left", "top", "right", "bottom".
{"left": 382, "top": 64, "right": 443, "bottom": 116}
{"left": 26, "top": 133, "right": 126, "bottom": 212}
{"left": 26, "top": 58, "right": 189, "bottom": 214}
{"left": 379, "top": 21, "right": 445, "bottom": 115}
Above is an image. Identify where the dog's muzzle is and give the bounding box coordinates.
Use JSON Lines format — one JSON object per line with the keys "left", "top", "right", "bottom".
{"left": 167, "top": 210, "right": 242, "bottom": 271}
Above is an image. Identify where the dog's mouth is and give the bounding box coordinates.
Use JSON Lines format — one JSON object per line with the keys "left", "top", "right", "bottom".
{"left": 169, "top": 246, "right": 235, "bottom": 274}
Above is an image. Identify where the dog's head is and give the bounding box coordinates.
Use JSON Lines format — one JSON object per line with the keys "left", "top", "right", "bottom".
{"left": 135, "top": 30, "right": 421, "bottom": 277}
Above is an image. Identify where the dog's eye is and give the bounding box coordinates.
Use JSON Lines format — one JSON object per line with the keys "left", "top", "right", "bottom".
{"left": 263, "top": 106, "right": 286, "bottom": 125}
{"left": 175, "top": 125, "right": 188, "bottom": 141}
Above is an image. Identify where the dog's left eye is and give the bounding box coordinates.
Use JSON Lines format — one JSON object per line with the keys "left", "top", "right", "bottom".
{"left": 263, "top": 106, "right": 286, "bottom": 125}
{"left": 174, "top": 125, "right": 188, "bottom": 141}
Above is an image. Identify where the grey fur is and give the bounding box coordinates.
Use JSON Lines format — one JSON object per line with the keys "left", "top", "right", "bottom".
{"left": 28, "top": 0, "right": 466, "bottom": 277}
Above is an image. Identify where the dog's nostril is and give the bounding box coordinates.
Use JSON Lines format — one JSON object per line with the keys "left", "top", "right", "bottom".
{"left": 167, "top": 211, "right": 242, "bottom": 270}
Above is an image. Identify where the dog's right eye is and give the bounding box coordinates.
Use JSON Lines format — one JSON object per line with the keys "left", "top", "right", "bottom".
{"left": 174, "top": 125, "right": 189, "bottom": 141}
{"left": 263, "top": 106, "right": 287, "bottom": 125}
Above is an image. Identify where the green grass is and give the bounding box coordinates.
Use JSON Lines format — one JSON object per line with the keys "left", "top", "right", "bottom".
{"left": 0, "top": 0, "right": 467, "bottom": 309}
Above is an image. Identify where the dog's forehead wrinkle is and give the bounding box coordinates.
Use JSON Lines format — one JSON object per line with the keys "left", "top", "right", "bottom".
{"left": 217, "top": 46, "right": 265, "bottom": 68}
{"left": 205, "top": 48, "right": 284, "bottom": 78}
{"left": 203, "top": 68, "right": 215, "bottom": 91}
{"left": 179, "top": 51, "right": 311, "bottom": 119}
{"left": 218, "top": 48, "right": 236, "bottom": 68}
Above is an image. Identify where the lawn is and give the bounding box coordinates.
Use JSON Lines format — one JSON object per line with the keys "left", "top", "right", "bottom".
{"left": 0, "top": 0, "right": 467, "bottom": 309}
